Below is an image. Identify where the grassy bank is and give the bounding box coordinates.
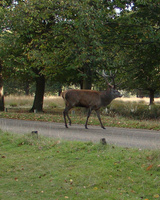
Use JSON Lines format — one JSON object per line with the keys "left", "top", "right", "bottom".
{"left": 0, "top": 111, "right": 160, "bottom": 131}
{"left": 0, "top": 131, "right": 160, "bottom": 200}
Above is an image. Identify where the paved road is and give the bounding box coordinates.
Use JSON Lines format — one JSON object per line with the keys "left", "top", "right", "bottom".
{"left": 0, "top": 118, "right": 160, "bottom": 149}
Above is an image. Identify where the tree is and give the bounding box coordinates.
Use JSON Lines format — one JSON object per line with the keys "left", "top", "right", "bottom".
{"left": 3, "top": 0, "right": 159, "bottom": 109}
{"left": 50, "top": 0, "right": 125, "bottom": 89}
{"left": 104, "top": 0, "right": 160, "bottom": 104}
{"left": 3, "top": 0, "right": 67, "bottom": 111}
{"left": 0, "top": 60, "right": 4, "bottom": 111}
{"left": 0, "top": 2, "right": 6, "bottom": 111}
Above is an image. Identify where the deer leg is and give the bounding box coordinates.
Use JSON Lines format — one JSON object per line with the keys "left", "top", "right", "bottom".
{"left": 63, "top": 106, "right": 72, "bottom": 128}
{"left": 85, "top": 108, "right": 92, "bottom": 129}
{"left": 67, "top": 112, "right": 72, "bottom": 126}
{"left": 63, "top": 108, "right": 68, "bottom": 128}
{"left": 95, "top": 110, "right": 105, "bottom": 129}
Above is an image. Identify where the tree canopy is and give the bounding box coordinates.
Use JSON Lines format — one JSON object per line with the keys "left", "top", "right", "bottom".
{"left": 0, "top": 0, "right": 160, "bottom": 109}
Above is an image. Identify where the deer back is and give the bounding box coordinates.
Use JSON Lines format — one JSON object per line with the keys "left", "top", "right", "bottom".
{"left": 62, "top": 89, "right": 101, "bottom": 109}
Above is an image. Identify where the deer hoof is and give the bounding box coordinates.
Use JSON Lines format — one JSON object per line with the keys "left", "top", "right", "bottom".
{"left": 102, "top": 126, "right": 106, "bottom": 129}
{"left": 65, "top": 125, "right": 68, "bottom": 128}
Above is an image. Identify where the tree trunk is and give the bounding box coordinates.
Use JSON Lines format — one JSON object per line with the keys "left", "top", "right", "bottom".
{"left": 58, "top": 87, "right": 62, "bottom": 96}
{"left": 82, "top": 65, "right": 92, "bottom": 89}
{"left": 30, "top": 74, "right": 45, "bottom": 112}
{"left": 149, "top": 89, "right": 155, "bottom": 105}
{"left": 24, "top": 80, "right": 30, "bottom": 95}
{"left": 136, "top": 89, "right": 144, "bottom": 98}
{"left": 0, "top": 61, "right": 4, "bottom": 111}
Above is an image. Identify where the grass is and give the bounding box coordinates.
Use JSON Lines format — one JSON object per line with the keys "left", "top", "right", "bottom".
{"left": 1, "top": 95, "right": 160, "bottom": 131}
{"left": 0, "top": 131, "right": 160, "bottom": 200}
{"left": 0, "top": 109, "right": 160, "bottom": 130}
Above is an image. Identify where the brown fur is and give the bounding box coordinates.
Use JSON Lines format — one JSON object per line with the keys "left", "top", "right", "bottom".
{"left": 62, "top": 88, "right": 121, "bottom": 129}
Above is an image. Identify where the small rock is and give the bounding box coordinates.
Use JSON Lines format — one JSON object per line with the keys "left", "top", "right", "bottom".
{"left": 100, "top": 138, "right": 107, "bottom": 145}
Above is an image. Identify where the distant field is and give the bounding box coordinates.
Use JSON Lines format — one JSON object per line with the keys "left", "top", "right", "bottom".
{"left": 120, "top": 97, "right": 160, "bottom": 104}
{"left": 4, "top": 95, "right": 160, "bottom": 108}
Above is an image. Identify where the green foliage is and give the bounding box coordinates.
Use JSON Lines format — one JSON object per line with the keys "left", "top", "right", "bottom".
{"left": 48, "top": 102, "right": 58, "bottom": 109}
{"left": 108, "top": 101, "right": 160, "bottom": 120}
{"left": 1, "top": 0, "right": 160, "bottom": 105}
{"left": 114, "top": 1, "right": 160, "bottom": 96}
{"left": 3, "top": 78, "right": 63, "bottom": 96}
{"left": 9, "top": 103, "right": 18, "bottom": 107}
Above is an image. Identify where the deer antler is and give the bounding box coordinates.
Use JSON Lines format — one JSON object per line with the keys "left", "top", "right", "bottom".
{"left": 96, "top": 70, "right": 110, "bottom": 84}
{"left": 109, "top": 70, "right": 117, "bottom": 89}
{"left": 97, "top": 70, "right": 117, "bottom": 89}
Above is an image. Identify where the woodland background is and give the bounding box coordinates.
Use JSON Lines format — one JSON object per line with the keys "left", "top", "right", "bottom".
{"left": 0, "top": 0, "right": 160, "bottom": 112}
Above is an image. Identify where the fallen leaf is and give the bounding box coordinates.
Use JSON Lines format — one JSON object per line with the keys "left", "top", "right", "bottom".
{"left": 146, "top": 164, "right": 153, "bottom": 171}
{"left": 18, "top": 142, "right": 24, "bottom": 146}
{"left": 128, "top": 177, "right": 134, "bottom": 182}
{"left": 147, "top": 156, "right": 152, "bottom": 160}
{"left": 153, "top": 194, "right": 159, "bottom": 198}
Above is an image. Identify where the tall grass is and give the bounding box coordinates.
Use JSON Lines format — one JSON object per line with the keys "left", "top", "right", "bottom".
{"left": 4, "top": 95, "right": 34, "bottom": 108}
{"left": 4, "top": 95, "right": 64, "bottom": 109}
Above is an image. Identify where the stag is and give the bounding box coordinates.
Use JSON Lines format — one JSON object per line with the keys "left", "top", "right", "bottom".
{"left": 62, "top": 71, "right": 122, "bottom": 129}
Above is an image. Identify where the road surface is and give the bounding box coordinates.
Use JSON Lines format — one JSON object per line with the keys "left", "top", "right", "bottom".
{"left": 0, "top": 118, "right": 160, "bottom": 149}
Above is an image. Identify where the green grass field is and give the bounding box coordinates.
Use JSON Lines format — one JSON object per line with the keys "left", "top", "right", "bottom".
{"left": 0, "top": 131, "right": 160, "bottom": 200}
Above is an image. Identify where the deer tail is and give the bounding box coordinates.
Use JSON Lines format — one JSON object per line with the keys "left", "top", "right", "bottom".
{"left": 61, "top": 91, "right": 66, "bottom": 99}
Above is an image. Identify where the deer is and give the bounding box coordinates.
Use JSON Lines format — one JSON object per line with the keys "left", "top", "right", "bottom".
{"left": 62, "top": 71, "right": 122, "bottom": 129}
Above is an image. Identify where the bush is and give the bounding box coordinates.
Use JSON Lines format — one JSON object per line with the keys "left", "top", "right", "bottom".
{"left": 49, "top": 102, "right": 58, "bottom": 108}
{"left": 148, "top": 105, "right": 160, "bottom": 119}
{"left": 106, "top": 101, "right": 160, "bottom": 120}
{"left": 9, "top": 103, "right": 18, "bottom": 107}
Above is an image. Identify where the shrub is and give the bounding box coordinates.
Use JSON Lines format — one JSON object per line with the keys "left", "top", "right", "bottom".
{"left": 9, "top": 103, "right": 18, "bottom": 107}
{"left": 49, "top": 102, "right": 58, "bottom": 108}
{"left": 106, "top": 101, "right": 160, "bottom": 120}
{"left": 148, "top": 105, "right": 160, "bottom": 119}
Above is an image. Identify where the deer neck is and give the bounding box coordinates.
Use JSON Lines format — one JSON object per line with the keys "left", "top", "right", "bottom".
{"left": 100, "top": 90, "right": 113, "bottom": 106}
